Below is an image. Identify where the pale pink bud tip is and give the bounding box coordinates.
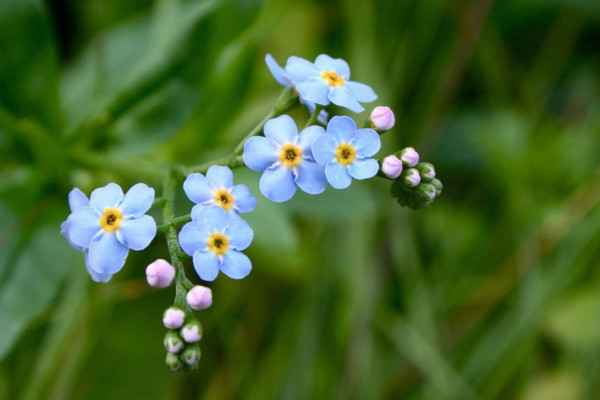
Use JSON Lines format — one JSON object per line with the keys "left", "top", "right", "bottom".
{"left": 370, "top": 106, "right": 395, "bottom": 131}
{"left": 382, "top": 155, "right": 403, "bottom": 179}
{"left": 146, "top": 259, "right": 175, "bottom": 288}
{"left": 163, "top": 307, "right": 185, "bottom": 329}
{"left": 404, "top": 169, "right": 421, "bottom": 187}
{"left": 400, "top": 147, "right": 419, "bottom": 167}
{"left": 186, "top": 285, "right": 213, "bottom": 311}
{"left": 181, "top": 325, "right": 202, "bottom": 343}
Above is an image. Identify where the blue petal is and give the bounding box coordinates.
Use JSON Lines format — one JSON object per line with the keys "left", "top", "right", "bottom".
{"left": 192, "top": 250, "right": 219, "bottom": 281}
{"left": 295, "top": 160, "right": 327, "bottom": 194}
{"left": 194, "top": 206, "right": 228, "bottom": 232}
{"left": 183, "top": 173, "right": 214, "bottom": 204}
{"left": 296, "top": 78, "right": 330, "bottom": 105}
{"left": 89, "top": 183, "right": 124, "bottom": 211}
{"left": 326, "top": 116, "right": 356, "bottom": 143}
{"left": 68, "top": 188, "right": 89, "bottom": 212}
{"left": 297, "top": 125, "right": 325, "bottom": 158}
{"left": 87, "top": 232, "right": 129, "bottom": 275}
{"left": 231, "top": 184, "right": 257, "bottom": 213}
{"left": 119, "top": 183, "right": 154, "bottom": 218}
{"left": 259, "top": 165, "right": 297, "bottom": 202}
{"left": 116, "top": 215, "right": 156, "bottom": 251}
{"left": 85, "top": 252, "right": 113, "bottom": 282}
{"left": 61, "top": 220, "right": 84, "bottom": 252}
{"left": 285, "top": 56, "right": 321, "bottom": 82}
{"left": 314, "top": 54, "right": 350, "bottom": 79}
{"left": 220, "top": 251, "right": 252, "bottom": 280}
{"left": 67, "top": 207, "right": 101, "bottom": 248}
{"left": 352, "top": 128, "right": 381, "bottom": 157}
{"left": 345, "top": 81, "right": 377, "bottom": 102}
{"left": 206, "top": 165, "right": 234, "bottom": 189}
{"left": 243, "top": 136, "right": 279, "bottom": 171}
{"left": 179, "top": 221, "right": 209, "bottom": 256}
{"left": 266, "top": 54, "right": 293, "bottom": 86}
{"left": 328, "top": 87, "right": 364, "bottom": 113}
{"left": 325, "top": 161, "right": 352, "bottom": 189}
{"left": 311, "top": 134, "right": 337, "bottom": 166}
{"left": 348, "top": 158, "right": 379, "bottom": 180}
{"left": 263, "top": 115, "right": 297, "bottom": 145}
{"left": 227, "top": 218, "right": 253, "bottom": 250}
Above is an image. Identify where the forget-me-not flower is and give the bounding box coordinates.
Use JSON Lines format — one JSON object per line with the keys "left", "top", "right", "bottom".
{"left": 178, "top": 206, "right": 253, "bottom": 281}
{"left": 243, "top": 114, "right": 327, "bottom": 202}
{"left": 61, "top": 188, "right": 112, "bottom": 282}
{"left": 312, "top": 116, "right": 381, "bottom": 189}
{"left": 65, "top": 183, "right": 157, "bottom": 278}
{"left": 285, "top": 54, "right": 377, "bottom": 113}
{"left": 183, "top": 165, "right": 257, "bottom": 217}
{"left": 266, "top": 54, "right": 328, "bottom": 123}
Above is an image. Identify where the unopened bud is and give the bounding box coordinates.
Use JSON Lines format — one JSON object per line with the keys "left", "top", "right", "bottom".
{"left": 416, "top": 183, "right": 436, "bottom": 201}
{"left": 186, "top": 285, "right": 213, "bottom": 311}
{"left": 181, "top": 344, "right": 201, "bottom": 366}
{"left": 163, "top": 307, "right": 185, "bottom": 329}
{"left": 416, "top": 162, "right": 435, "bottom": 182}
{"left": 370, "top": 106, "right": 395, "bottom": 131}
{"left": 166, "top": 352, "right": 182, "bottom": 371}
{"left": 399, "top": 147, "right": 419, "bottom": 167}
{"left": 381, "top": 155, "right": 403, "bottom": 179}
{"left": 402, "top": 168, "right": 421, "bottom": 187}
{"left": 430, "top": 178, "right": 443, "bottom": 195}
{"left": 146, "top": 259, "right": 175, "bottom": 288}
{"left": 181, "top": 320, "right": 203, "bottom": 343}
{"left": 164, "top": 331, "right": 184, "bottom": 353}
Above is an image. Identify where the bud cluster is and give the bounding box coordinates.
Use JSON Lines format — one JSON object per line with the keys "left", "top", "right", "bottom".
{"left": 163, "top": 307, "right": 204, "bottom": 372}
{"left": 388, "top": 148, "right": 443, "bottom": 210}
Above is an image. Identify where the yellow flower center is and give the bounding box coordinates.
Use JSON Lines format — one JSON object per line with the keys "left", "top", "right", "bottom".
{"left": 214, "top": 189, "right": 234, "bottom": 211}
{"left": 207, "top": 232, "right": 229, "bottom": 255}
{"left": 99, "top": 208, "right": 122, "bottom": 232}
{"left": 279, "top": 143, "right": 303, "bottom": 168}
{"left": 335, "top": 143, "right": 356, "bottom": 166}
{"left": 321, "top": 71, "right": 345, "bottom": 87}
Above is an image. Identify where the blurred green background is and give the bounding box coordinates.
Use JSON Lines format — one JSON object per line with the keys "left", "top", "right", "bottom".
{"left": 1, "top": 0, "right": 600, "bottom": 398}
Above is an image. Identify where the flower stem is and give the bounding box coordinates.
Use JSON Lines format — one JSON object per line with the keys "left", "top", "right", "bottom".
{"left": 305, "top": 104, "right": 325, "bottom": 128}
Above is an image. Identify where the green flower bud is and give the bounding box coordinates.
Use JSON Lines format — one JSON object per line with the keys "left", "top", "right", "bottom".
{"left": 181, "top": 343, "right": 201, "bottom": 366}
{"left": 166, "top": 352, "right": 182, "bottom": 372}
{"left": 416, "top": 162, "right": 435, "bottom": 182}
{"left": 164, "top": 331, "right": 184, "bottom": 353}
{"left": 430, "top": 178, "right": 443, "bottom": 195}
{"left": 401, "top": 168, "right": 421, "bottom": 187}
{"left": 416, "top": 183, "right": 436, "bottom": 202}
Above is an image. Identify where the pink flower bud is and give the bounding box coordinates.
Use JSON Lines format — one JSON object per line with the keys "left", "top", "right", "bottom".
{"left": 163, "top": 307, "right": 185, "bottom": 329}
{"left": 381, "top": 155, "right": 403, "bottom": 179}
{"left": 146, "top": 259, "right": 175, "bottom": 288}
{"left": 370, "top": 106, "right": 395, "bottom": 131}
{"left": 186, "top": 285, "right": 213, "bottom": 311}
{"left": 400, "top": 147, "right": 419, "bottom": 167}
{"left": 403, "top": 168, "right": 421, "bottom": 187}
{"left": 181, "top": 322, "right": 202, "bottom": 343}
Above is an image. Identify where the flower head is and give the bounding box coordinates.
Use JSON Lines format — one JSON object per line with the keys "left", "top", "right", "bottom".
{"left": 63, "top": 184, "right": 156, "bottom": 281}
{"left": 243, "top": 115, "right": 328, "bottom": 202}
{"left": 186, "top": 285, "right": 213, "bottom": 310}
{"left": 312, "top": 116, "right": 381, "bottom": 189}
{"left": 265, "top": 54, "right": 328, "bottom": 123}
{"left": 382, "top": 155, "right": 403, "bottom": 179}
{"left": 183, "top": 166, "right": 256, "bottom": 217}
{"left": 178, "top": 206, "right": 253, "bottom": 281}
{"left": 163, "top": 307, "right": 186, "bottom": 329}
{"left": 285, "top": 54, "right": 377, "bottom": 113}
{"left": 146, "top": 259, "right": 176, "bottom": 288}
{"left": 370, "top": 106, "right": 395, "bottom": 131}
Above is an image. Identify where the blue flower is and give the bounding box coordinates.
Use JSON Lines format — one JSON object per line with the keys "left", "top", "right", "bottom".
{"left": 312, "top": 116, "right": 381, "bottom": 189}
{"left": 183, "top": 165, "right": 257, "bottom": 218}
{"left": 178, "top": 206, "right": 253, "bottom": 281}
{"left": 65, "top": 183, "right": 157, "bottom": 279}
{"left": 61, "top": 188, "right": 113, "bottom": 282}
{"left": 266, "top": 54, "right": 328, "bottom": 123}
{"left": 243, "top": 114, "right": 328, "bottom": 202}
{"left": 285, "top": 54, "right": 377, "bottom": 113}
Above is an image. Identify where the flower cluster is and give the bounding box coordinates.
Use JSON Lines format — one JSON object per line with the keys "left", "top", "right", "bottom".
{"left": 61, "top": 52, "right": 442, "bottom": 373}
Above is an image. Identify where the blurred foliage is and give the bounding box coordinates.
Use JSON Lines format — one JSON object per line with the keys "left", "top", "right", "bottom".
{"left": 1, "top": 0, "right": 600, "bottom": 399}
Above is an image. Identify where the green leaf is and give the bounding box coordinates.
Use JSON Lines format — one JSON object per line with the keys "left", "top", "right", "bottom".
{"left": 0, "top": 224, "right": 79, "bottom": 361}
{"left": 0, "top": 0, "right": 61, "bottom": 130}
